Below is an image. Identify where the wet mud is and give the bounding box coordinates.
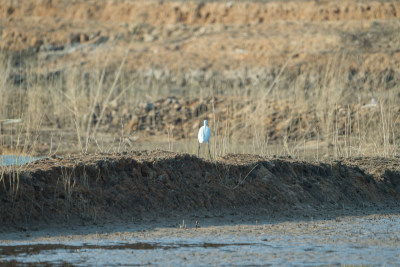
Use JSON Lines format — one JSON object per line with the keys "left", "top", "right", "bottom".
{"left": 1, "top": 212, "right": 399, "bottom": 266}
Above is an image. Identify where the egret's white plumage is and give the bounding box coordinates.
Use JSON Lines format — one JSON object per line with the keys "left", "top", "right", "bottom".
{"left": 197, "top": 120, "right": 212, "bottom": 158}
{"left": 198, "top": 120, "right": 211, "bottom": 144}
{"left": 361, "top": 98, "right": 379, "bottom": 109}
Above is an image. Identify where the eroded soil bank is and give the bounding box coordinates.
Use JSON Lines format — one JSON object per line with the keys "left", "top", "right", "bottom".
{"left": 1, "top": 151, "right": 399, "bottom": 231}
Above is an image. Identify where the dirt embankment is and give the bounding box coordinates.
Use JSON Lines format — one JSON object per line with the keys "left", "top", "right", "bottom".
{"left": 1, "top": 151, "right": 399, "bottom": 229}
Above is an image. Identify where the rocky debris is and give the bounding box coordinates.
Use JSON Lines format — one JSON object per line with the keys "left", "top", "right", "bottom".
{"left": 126, "top": 96, "right": 219, "bottom": 139}
{"left": 0, "top": 151, "right": 399, "bottom": 227}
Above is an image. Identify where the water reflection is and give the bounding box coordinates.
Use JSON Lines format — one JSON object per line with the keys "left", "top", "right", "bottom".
{"left": 0, "top": 155, "right": 41, "bottom": 166}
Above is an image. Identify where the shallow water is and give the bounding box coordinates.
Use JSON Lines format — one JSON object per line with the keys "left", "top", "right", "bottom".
{"left": 1, "top": 214, "right": 399, "bottom": 266}
{"left": 0, "top": 155, "right": 41, "bottom": 166}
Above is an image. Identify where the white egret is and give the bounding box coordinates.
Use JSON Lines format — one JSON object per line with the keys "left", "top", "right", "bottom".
{"left": 361, "top": 98, "right": 379, "bottom": 109}
{"left": 197, "top": 120, "right": 211, "bottom": 159}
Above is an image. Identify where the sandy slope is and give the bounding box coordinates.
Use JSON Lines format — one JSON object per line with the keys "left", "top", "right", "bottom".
{"left": 1, "top": 0, "right": 400, "bottom": 72}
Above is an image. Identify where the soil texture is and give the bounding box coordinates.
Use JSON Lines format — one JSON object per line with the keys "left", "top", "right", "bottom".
{"left": 1, "top": 151, "right": 400, "bottom": 230}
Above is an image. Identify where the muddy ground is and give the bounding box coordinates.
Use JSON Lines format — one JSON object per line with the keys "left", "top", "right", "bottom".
{"left": 1, "top": 211, "right": 399, "bottom": 265}
{"left": 1, "top": 151, "right": 399, "bottom": 231}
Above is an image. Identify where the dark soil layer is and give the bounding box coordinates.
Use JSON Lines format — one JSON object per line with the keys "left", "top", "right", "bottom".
{"left": 1, "top": 151, "right": 400, "bottom": 228}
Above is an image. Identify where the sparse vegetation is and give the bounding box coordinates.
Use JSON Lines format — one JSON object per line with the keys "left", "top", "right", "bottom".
{"left": 0, "top": 49, "right": 399, "bottom": 158}
{"left": 0, "top": 1, "right": 399, "bottom": 159}
{"left": 0, "top": 2, "right": 399, "bottom": 157}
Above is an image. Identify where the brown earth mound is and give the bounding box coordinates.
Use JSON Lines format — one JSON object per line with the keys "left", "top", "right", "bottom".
{"left": 1, "top": 151, "right": 399, "bottom": 229}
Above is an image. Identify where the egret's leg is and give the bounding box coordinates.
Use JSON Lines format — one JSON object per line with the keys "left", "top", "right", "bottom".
{"left": 197, "top": 142, "right": 200, "bottom": 157}
{"left": 208, "top": 141, "right": 212, "bottom": 159}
